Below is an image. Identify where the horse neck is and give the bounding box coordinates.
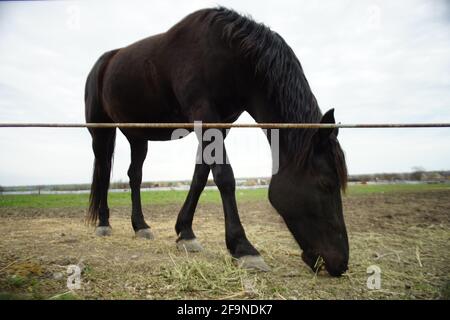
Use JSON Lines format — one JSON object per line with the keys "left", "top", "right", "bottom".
{"left": 245, "top": 93, "right": 296, "bottom": 170}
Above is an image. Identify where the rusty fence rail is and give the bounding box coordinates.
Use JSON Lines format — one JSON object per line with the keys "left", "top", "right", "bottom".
{"left": 0, "top": 122, "right": 450, "bottom": 129}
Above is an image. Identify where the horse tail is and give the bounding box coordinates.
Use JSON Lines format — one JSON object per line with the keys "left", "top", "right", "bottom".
{"left": 85, "top": 50, "right": 119, "bottom": 226}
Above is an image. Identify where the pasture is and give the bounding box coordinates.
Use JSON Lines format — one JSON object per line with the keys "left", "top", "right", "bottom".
{"left": 0, "top": 183, "right": 449, "bottom": 300}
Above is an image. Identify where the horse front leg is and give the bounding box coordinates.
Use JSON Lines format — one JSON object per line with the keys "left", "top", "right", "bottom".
{"left": 175, "top": 162, "right": 210, "bottom": 252}
{"left": 211, "top": 149, "right": 270, "bottom": 272}
{"left": 128, "top": 139, "right": 153, "bottom": 239}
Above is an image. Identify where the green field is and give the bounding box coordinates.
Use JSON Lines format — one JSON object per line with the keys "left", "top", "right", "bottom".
{"left": 0, "top": 183, "right": 449, "bottom": 208}
{"left": 0, "top": 182, "right": 449, "bottom": 299}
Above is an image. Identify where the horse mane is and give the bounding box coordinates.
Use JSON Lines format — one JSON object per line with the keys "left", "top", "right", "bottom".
{"left": 203, "top": 7, "right": 347, "bottom": 189}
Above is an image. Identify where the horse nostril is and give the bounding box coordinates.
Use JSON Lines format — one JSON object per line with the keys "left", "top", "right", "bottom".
{"left": 301, "top": 251, "right": 322, "bottom": 272}
{"left": 322, "top": 252, "right": 348, "bottom": 277}
{"left": 326, "top": 261, "right": 348, "bottom": 277}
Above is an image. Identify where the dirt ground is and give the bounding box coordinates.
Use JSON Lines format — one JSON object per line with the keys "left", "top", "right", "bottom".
{"left": 0, "top": 190, "right": 449, "bottom": 300}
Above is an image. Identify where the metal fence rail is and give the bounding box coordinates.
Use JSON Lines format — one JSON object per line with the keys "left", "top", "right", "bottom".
{"left": 1, "top": 122, "right": 450, "bottom": 129}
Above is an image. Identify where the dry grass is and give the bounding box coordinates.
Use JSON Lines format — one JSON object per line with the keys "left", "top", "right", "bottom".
{"left": 0, "top": 189, "right": 449, "bottom": 300}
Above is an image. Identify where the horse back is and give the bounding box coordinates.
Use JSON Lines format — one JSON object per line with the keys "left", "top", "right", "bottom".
{"left": 100, "top": 9, "right": 249, "bottom": 139}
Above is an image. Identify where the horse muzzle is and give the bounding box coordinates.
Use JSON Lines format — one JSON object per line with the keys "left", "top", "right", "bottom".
{"left": 301, "top": 250, "right": 348, "bottom": 277}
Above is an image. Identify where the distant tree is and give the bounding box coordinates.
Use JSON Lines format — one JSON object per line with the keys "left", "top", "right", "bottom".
{"left": 411, "top": 166, "right": 425, "bottom": 181}
{"left": 0, "top": 185, "right": 3, "bottom": 195}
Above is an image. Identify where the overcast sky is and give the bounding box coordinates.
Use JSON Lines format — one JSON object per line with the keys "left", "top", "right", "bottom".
{"left": 0, "top": 0, "right": 449, "bottom": 186}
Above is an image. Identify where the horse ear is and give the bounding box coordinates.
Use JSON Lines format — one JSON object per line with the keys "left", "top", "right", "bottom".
{"left": 321, "top": 108, "right": 335, "bottom": 124}
{"left": 318, "top": 108, "right": 336, "bottom": 141}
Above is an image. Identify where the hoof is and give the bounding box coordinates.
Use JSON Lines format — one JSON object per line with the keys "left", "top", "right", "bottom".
{"left": 95, "top": 226, "right": 112, "bottom": 237}
{"left": 135, "top": 228, "right": 154, "bottom": 239}
{"left": 236, "top": 255, "right": 271, "bottom": 272}
{"left": 176, "top": 238, "right": 203, "bottom": 252}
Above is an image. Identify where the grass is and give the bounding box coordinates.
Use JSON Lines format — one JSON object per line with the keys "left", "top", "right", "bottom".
{"left": 160, "top": 252, "right": 257, "bottom": 298}
{"left": 0, "top": 185, "right": 449, "bottom": 300}
{"left": 344, "top": 183, "right": 450, "bottom": 195}
{"left": 0, "top": 188, "right": 265, "bottom": 208}
{"left": 1, "top": 216, "right": 448, "bottom": 300}
{"left": 0, "top": 183, "right": 449, "bottom": 209}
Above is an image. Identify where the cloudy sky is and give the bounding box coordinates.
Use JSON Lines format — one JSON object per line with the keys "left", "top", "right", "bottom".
{"left": 0, "top": 0, "right": 449, "bottom": 186}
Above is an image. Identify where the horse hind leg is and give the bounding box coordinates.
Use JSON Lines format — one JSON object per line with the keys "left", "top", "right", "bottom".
{"left": 127, "top": 139, "right": 153, "bottom": 239}
{"left": 88, "top": 128, "right": 116, "bottom": 236}
{"left": 85, "top": 49, "right": 120, "bottom": 236}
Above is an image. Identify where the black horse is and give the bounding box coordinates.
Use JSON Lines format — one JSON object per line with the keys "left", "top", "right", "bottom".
{"left": 85, "top": 7, "right": 349, "bottom": 276}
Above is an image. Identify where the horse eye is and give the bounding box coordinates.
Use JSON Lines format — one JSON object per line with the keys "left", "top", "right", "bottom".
{"left": 318, "top": 177, "right": 337, "bottom": 191}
